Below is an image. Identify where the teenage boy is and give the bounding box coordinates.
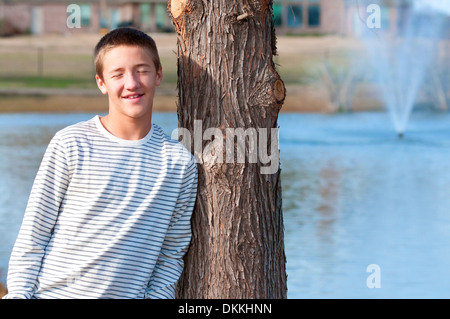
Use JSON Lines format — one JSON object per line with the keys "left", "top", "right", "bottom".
{"left": 3, "top": 27, "right": 198, "bottom": 299}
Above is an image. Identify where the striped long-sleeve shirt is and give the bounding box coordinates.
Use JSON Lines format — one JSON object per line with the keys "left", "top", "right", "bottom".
{"left": 3, "top": 115, "right": 198, "bottom": 299}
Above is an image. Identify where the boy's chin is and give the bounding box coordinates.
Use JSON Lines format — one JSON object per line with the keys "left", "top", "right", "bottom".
{"left": 124, "top": 106, "right": 153, "bottom": 119}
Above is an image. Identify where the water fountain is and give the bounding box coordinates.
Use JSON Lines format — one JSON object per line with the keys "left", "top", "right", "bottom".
{"left": 358, "top": 0, "right": 448, "bottom": 138}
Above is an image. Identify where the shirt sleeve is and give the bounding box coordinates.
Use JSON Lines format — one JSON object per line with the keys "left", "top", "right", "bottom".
{"left": 3, "top": 134, "right": 70, "bottom": 299}
{"left": 146, "top": 156, "right": 198, "bottom": 299}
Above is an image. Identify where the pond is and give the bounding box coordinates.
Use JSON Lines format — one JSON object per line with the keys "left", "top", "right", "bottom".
{"left": 1, "top": 111, "right": 449, "bottom": 298}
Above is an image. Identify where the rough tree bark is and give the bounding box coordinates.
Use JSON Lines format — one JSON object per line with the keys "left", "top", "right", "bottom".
{"left": 168, "top": 0, "right": 287, "bottom": 298}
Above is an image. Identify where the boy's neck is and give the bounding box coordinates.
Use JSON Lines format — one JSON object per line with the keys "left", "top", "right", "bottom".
{"left": 100, "top": 113, "right": 152, "bottom": 141}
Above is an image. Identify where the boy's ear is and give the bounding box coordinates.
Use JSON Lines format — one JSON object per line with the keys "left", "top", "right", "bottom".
{"left": 156, "top": 66, "right": 163, "bottom": 87}
{"left": 95, "top": 74, "right": 108, "bottom": 95}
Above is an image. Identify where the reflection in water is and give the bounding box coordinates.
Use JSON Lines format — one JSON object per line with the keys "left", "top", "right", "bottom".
{"left": 279, "top": 112, "right": 450, "bottom": 298}
{"left": 1, "top": 112, "right": 450, "bottom": 298}
{"left": 316, "top": 160, "right": 341, "bottom": 242}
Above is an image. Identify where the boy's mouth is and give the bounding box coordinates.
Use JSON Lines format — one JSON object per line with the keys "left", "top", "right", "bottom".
{"left": 122, "top": 93, "right": 144, "bottom": 100}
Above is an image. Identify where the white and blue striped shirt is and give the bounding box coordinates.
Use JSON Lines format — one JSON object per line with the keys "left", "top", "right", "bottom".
{"left": 4, "top": 115, "right": 198, "bottom": 299}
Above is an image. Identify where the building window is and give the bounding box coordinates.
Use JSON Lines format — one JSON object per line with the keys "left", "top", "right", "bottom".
{"left": 80, "top": 4, "right": 91, "bottom": 27}
{"left": 308, "top": 5, "right": 320, "bottom": 27}
{"left": 273, "top": 0, "right": 321, "bottom": 30}
{"left": 140, "top": 3, "right": 150, "bottom": 24}
{"left": 288, "top": 5, "right": 303, "bottom": 27}
{"left": 156, "top": 4, "right": 167, "bottom": 29}
{"left": 273, "top": 4, "right": 283, "bottom": 27}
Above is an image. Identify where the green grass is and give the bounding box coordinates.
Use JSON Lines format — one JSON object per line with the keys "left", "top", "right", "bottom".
{"left": 0, "top": 76, "right": 97, "bottom": 89}
{"left": 0, "top": 52, "right": 180, "bottom": 90}
{"left": 0, "top": 49, "right": 336, "bottom": 90}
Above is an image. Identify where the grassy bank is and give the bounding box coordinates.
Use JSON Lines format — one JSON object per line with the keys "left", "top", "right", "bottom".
{"left": 0, "top": 76, "right": 97, "bottom": 90}
{"left": 0, "top": 91, "right": 180, "bottom": 113}
{"left": 0, "top": 33, "right": 395, "bottom": 113}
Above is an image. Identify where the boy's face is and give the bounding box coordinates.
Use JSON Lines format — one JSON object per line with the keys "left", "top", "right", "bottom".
{"left": 95, "top": 45, "right": 162, "bottom": 121}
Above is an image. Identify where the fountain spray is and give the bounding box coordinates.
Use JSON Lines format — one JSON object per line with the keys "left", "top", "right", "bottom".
{"left": 358, "top": 0, "right": 447, "bottom": 137}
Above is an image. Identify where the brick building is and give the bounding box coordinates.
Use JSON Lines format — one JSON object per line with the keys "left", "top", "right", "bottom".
{"left": 273, "top": 0, "right": 347, "bottom": 35}
{"left": 1, "top": 0, "right": 446, "bottom": 37}
{"left": 273, "top": 0, "right": 450, "bottom": 37}
{"left": 0, "top": 0, "right": 172, "bottom": 36}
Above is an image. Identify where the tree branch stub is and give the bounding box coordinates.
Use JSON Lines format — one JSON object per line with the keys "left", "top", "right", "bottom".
{"left": 170, "top": 0, "right": 187, "bottom": 19}
{"left": 273, "top": 79, "right": 286, "bottom": 103}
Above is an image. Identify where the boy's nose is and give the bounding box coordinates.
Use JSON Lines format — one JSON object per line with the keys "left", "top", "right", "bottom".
{"left": 124, "top": 73, "right": 140, "bottom": 90}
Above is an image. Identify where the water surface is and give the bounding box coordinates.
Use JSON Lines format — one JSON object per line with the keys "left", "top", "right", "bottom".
{"left": 1, "top": 111, "right": 449, "bottom": 298}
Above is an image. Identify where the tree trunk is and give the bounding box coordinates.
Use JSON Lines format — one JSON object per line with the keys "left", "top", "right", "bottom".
{"left": 168, "top": 0, "right": 287, "bottom": 299}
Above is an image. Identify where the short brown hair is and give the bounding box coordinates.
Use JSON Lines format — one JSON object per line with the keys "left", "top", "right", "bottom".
{"left": 94, "top": 27, "right": 161, "bottom": 80}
